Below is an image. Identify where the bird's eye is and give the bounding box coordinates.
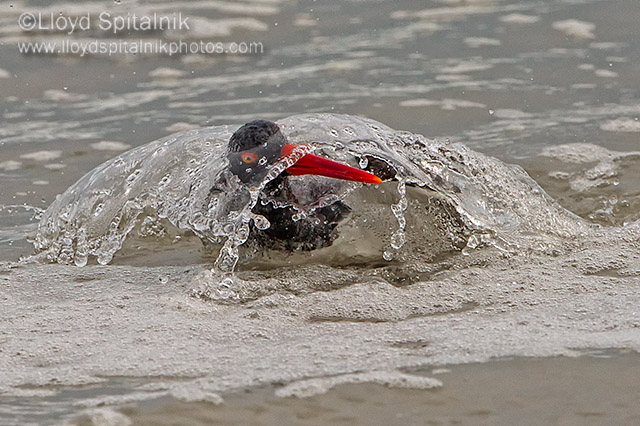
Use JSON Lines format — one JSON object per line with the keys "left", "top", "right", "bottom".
{"left": 241, "top": 152, "right": 259, "bottom": 163}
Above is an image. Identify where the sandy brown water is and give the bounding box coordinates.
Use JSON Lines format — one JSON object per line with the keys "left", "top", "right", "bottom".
{"left": 118, "top": 352, "right": 640, "bottom": 426}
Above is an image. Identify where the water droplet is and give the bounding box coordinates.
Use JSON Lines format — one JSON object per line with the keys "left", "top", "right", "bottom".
{"left": 126, "top": 169, "right": 141, "bottom": 184}
{"left": 93, "top": 203, "right": 104, "bottom": 217}
{"left": 291, "top": 210, "right": 308, "bottom": 221}
{"left": 97, "top": 252, "right": 113, "bottom": 265}
{"left": 253, "top": 214, "right": 270, "bottom": 230}
{"left": 388, "top": 180, "right": 408, "bottom": 252}
{"left": 390, "top": 231, "right": 406, "bottom": 250}
{"left": 234, "top": 223, "right": 250, "bottom": 245}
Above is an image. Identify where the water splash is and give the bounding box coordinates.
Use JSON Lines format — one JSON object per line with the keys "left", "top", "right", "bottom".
{"left": 201, "top": 144, "right": 313, "bottom": 299}
{"left": 0, "top": 204, "right": 44, "bottom": 253}
{"left": 33, "top": 114, "right": 588, "bottom": 292}
{"left": 383, "top": 180, "right": 408, "bottom": 261}
{"left": 0, "top": 204, "right": 44, "bottom": 219}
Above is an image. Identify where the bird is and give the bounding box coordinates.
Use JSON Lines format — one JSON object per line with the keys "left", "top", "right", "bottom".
{"left": 222, "top": 119, "right": 383, "bottom": 252}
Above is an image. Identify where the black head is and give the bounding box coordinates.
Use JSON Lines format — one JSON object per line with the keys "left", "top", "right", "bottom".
{"left": 227, "top": 119, "right": 383, "bottom": 186}
{"left": 227, "top": 120, "right": 287, "bottom": 184}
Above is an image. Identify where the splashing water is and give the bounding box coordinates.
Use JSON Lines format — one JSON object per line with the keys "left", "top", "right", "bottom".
{"left": 0, "top": 205, "right": 44, "bottom": 256}
{"left": 205, "top": 144, "right": 313, "bottom": 298}
{"left": 33, "top": 114, "right": 590, "bottom": 293}
{"left": 384, "top": 180, "right": 408, "bottom": 261}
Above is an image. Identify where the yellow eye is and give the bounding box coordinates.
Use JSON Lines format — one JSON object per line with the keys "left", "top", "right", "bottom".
{"left": 241, "top": 152, "right": 259, "bottom": 163}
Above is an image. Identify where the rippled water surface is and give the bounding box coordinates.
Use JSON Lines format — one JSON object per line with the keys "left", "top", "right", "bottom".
{"left": 1, "top": 0, "right": 640, "bottom": 425}
{"left": 2, "top": 0, "right": 640, "bottom": 257}
{"left": 97, "top": 351, "right": 640, "bottom": 426}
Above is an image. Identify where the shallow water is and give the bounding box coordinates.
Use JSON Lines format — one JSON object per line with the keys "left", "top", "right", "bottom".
{"left": 1, "top": 0, "right": 640, "bottom": 424}
{"left": 2, "top": 0, "right": 640, "bottom": 258}
{"left": 96, "top": 351, "right": 640, "bottom": 426}
{"left": 5, "top": 347, "right": 640, "bottom": 425}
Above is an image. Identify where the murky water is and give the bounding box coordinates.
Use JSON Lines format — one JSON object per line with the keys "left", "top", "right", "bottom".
{"left": 92, "top": 351, "right": 640, "bottom": 426}
{"left": 5, "top": 351, "right": 640, "bottom": 426}
{"left": 1, "top": 0, "right": 640, "bottom": 424}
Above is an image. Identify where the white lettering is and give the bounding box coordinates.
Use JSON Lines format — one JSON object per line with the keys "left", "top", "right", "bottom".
{"left": 98, "top": 12, "right": 112, "bottom": 32}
